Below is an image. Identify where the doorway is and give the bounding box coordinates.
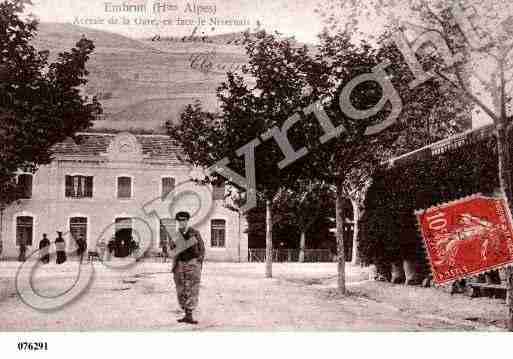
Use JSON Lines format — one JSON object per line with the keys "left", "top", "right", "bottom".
{"left": 114, "top": 218, "right": 133, "bottom": 258}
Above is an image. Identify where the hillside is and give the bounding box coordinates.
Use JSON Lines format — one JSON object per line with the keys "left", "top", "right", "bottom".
{"left": 31, "top": 23, "right": 249, "bottom": 133}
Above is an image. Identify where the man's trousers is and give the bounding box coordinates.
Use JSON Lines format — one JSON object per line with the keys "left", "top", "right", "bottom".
{"left": 173, "top": 258, "right": 202, "bottom": 312}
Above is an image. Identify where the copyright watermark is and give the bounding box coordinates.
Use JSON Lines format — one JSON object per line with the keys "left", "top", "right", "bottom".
{"left": 206, "top": 0, "right": 509, "bottom": 213}
{"left": 15, "top": 177, "right": 215, "bottom": 311}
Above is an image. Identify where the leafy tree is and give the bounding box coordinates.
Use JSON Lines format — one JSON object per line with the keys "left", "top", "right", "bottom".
{"left": 272, "top": 180, "right": 334, "bottom": 262}
{"left": 402, "top": 0, "right": 513, "bottom": 331}
{"left": 318, "top": 0, "right": 513, "bottom": 328}
{"left": 0, "top": 0, "right": 100, "bottom": 210}
{"left": 168, "top": 31, "right": 312, "bottom": 278}
{"left": 293, "top": 32, "right": 397, "bottom": 293}
{"left": 289, "top": 28, "right": 469, "bottom": 293}
{"left": 169, "top": 19, "right": 469, "bottom": 295}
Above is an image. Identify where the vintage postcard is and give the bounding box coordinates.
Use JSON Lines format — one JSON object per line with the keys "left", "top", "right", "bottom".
{"left": 1, "top": 0, "right": 513, "bottom": 356}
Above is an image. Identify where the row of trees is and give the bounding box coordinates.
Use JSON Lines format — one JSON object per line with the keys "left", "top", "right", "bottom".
{"left": 0, "top": 0, "right": 477, "bottom": 288}
{"left": 166, "top": 23, "right": 468, "bottom": 293}
{"left": 4, "top": 0, "right": 512, "bottom": 330}
{"left": 317, "top": 0, "right": 513, "bottom": 331}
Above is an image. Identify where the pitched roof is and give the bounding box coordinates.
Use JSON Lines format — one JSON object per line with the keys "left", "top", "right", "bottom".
{"left": 51, "top": 132, "right": 185, "bottom": 164}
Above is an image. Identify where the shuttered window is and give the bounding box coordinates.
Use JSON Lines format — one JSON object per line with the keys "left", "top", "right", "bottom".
{"left": 117, "top": 177, "right": 132, "bottom": 199}
{"left": 162, "top": 177, "right": 175, "bottom": 198}
{"left": 65, "top": 175, "right": 93, "bottom": 198}
{"left": 211, "top": 219, "right": 226, "bottom": 248}
{"left": 16, "top": 216, "right": 33, "bottom": 246}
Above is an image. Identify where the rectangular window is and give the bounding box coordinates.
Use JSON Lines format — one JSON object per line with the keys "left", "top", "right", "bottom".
{"left": 162, "top": 177, "right": 175, "bottom": 198}
{"left": 16, "top": 216, "right": 33, "bottom": 246}
{"left": 211, "top": 219, "right": 226, "bottom": 248}
{"left": 117, "top": 177, "right": 132, "bottom": 199}
{"left": 65, "top": 175, "right": 93, "bottom": 198}
{"left": 70, "top": 217, "right": 87, "bottom": 243}
{"left": 18, "top": 174, "right": 33, "bottom": 199}
{"left": 159, "top": 218, "right": 176, "bottom": 248}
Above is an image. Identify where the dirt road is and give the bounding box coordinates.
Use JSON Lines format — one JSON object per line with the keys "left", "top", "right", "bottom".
{"left": 0, "top": 261, "right": 506, "bottom": 331}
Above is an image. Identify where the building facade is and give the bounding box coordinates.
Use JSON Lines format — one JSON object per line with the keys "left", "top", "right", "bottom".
{"left": 0, "top": 132, "right": 248, "bottom": 262}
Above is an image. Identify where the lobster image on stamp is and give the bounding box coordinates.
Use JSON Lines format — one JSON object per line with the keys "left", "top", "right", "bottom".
{"left": 416, "top": 195, "right": 513, "bottom": 285}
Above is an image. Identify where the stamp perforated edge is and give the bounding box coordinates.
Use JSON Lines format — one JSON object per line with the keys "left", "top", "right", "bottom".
{"left": 414, "top": 192, "right": 513, "bottom": 286}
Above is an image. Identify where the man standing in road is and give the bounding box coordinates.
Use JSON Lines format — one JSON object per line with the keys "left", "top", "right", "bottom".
{"left": 171, "top": 211, "right": 205, "bottom": 325}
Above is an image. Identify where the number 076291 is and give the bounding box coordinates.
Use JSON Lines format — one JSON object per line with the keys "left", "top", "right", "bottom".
{"left": 17, "top": 342, "right": 48, "bottom": 351}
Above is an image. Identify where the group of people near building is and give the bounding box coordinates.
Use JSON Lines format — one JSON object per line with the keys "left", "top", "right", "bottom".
{"left": 22, "top": 211, "right": 203, "bottom": 324}
{"left": 37, "top": 231, "right": 87, "bottom": 264}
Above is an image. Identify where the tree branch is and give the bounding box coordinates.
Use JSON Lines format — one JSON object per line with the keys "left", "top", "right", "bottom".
{"left": 455, "top": 68, "right": 500, "bottom": 123}
{"left": 423, "top": 3, "right": 446, "bottom": 30}
{"left": 500, "top": 58, "right": 508, "bottom": 124}
{"left": 400, "top": 20, "right": 444, "bottom": 38}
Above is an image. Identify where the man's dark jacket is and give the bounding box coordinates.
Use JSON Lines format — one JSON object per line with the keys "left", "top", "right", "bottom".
{"left": 172, "top": 227, "right": 205, "bottom": 272}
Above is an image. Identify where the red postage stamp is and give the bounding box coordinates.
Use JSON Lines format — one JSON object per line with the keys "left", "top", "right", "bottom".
{"left": 416, "top": 195, "right": 513, "bottom": 285}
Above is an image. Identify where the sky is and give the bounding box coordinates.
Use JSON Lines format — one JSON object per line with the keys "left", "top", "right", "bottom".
{"left": 27, "top": 0, "right": 325, "bottom": 43}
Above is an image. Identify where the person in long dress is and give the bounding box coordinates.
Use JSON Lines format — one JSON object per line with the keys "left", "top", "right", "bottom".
{"left": 39, "top": 233, "right": 50, "bottom": 264}
{"left": 55, "top": 231, "right": 67, "bottom": 264}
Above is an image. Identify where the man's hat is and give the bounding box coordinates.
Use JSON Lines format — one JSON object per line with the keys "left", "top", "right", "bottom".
{"left": 175, "top": 211, "right": 191, "bottom": 221}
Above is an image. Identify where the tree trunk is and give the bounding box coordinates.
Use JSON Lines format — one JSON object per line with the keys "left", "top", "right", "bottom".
{"left": 351, "top": 199, "right": 361, "bottom": 266}
{"left": 335, "top": 186, "right": 346, "bottom": 295}
{"left": 496, "top": 124, "right": 513, "bottom": 331}
{"left": 299, "top": 231, "right": 306, "bottom": 263}
{"left": 507, "top": 268, "right": 513, "bottom": 329}
{"left": 0, "top": 207, "right": 3, "bottom": 257}
{"left": 238, "top": 210, "right": 242, "bottom": 263}
{"left": 391, "top": 261, "right": 406, "bottom": 284}
{"left": 265, "top": 199, "right": 273, "bottom": 278}
{"left": 403, "top": 259, "right": 423, "bottom": 285}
